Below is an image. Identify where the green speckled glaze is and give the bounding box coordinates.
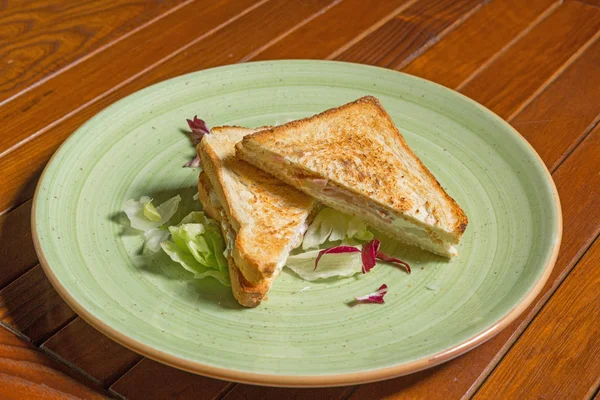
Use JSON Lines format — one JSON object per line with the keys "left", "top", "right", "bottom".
{"left": 33, "top": 61, "right": 560, "bottom": 386}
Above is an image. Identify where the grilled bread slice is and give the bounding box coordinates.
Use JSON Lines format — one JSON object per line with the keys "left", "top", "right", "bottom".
{"left": 236, "top": 96, "right": 468, "bottom": 257}
{"left": 197, "top": 172, "right": 272, "bottom": 307}
{"left": 197, "top": 126, "right": 316, "bottom": 307}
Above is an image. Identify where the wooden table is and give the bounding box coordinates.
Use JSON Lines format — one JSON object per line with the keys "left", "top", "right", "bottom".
{"left": 1, "top": 0, "right": 599, "bottom": 398}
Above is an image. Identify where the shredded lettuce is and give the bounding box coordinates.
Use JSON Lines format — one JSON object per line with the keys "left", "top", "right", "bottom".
{"left": 143, "top": 228, "right": 170, "bottom": 253}
{"left": 302, "top": 208, "right": 373, "bottom": 250}
{"left": 143, "top": 201, "right": 162, "bottom": 221}
{"left": 288, "top": 207, "right": 373, "bottom": 280}
{"left": 286, "top": 249, "right": 363, "bottom": 281}
{"left": 161, "top": 212, "right": 230, "bottom": 286}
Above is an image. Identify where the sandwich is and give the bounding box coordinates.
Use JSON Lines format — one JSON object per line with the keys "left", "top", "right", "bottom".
{"left": 236, "top": 96, "right": 468, "bottom": 257}
{"left": 197, "top": 126, "right": 316, "bottom": 307}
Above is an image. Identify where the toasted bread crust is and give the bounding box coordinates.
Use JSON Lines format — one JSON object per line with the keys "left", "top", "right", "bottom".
{"left": 227, "top": 255, "right": 271, "bottom": 307}
{"left": 237, "top": 96, "right": 468, "bottom": 245}
{"left": 197, "top": 171, "right": 270, "bottom": 307}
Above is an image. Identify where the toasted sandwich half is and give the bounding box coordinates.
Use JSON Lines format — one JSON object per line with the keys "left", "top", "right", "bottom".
{"left": 197, "top": 126, "right": 316, "bottom": 307}
{"left": 236, "top": 96, "right": 468, "bottom": 258}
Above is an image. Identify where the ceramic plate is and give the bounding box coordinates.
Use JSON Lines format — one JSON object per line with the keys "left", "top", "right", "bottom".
{"left": 33, "top": 61, "right": 561, "bottom": 387}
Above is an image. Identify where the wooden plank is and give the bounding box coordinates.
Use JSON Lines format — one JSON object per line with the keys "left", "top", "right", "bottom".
{"left": 334, "top": 0, "right": 485, "bottom": 69}
{"left": 459, "top": 1, "right": 600, "bottom": 119}
{"left": 0, "top": 0, "right": 259, "bottom": 157}
{"left": 402, "top": 0, "right": 559, "bottom": 88}
{"left": 109, "top": 358, "right": 231, "bottom": 400}
{"left": 0, "top": 0, "right": 187, "bottom": 102}
{"left": 0, "top": 266, "right": 75, "bottom": 344}
{"left": 349, "top": 117, "right": 600, "bottom": 400}
{"left": 222, "top": 385, "right": 354, "bottom": 400}
{"left": 0, "top": 325, "right": 106, "bottom": 399}
{"left": 42, "top": 318, "right": 142, "bottom": 388}
{"left": 0, "top": 200, "right": 37, "bottom": 289}
{"left": 474, "top": 238, "right": 600, "bottom": 400}
{"left": 512, "top": 38, "right": 600, "bottom": 171}
{"left": 251, "top": 0, "right": 413, "bottom": 60}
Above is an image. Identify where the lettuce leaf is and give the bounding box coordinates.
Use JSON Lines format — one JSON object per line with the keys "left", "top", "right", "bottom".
{"left": 123, "top": 195, "right": 181, "bottom": 231}
{"left": 302, "top": 207, "right": 373, "bottom": 250}
{"left": 143, "top": 228, "right": 170, "bottom": 253}
{"left": 161, "top": 211, "right": 230, "bottom": 286}
{"left": 286, "top": 249, "right": 363, "bottom": 281}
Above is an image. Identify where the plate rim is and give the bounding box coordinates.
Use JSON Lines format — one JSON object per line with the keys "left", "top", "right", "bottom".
{"left": 31, "top": 60, "right": 562, "bottom": 387}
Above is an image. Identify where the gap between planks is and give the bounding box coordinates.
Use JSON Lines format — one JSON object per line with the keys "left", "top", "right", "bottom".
{"left": 395, "top": 0, "right": 493, "bottom": 70}
{"left": 507, "top": 29, "right": 600, "bottom": 121}
{"left": 456, "top": 0, "right": 563, "bottom": 90}
{"left": 39, "top": 345, "right": 104, "bottom": 390}
{"left": 240, "top": 0, "right": 346, "bottom": 62}
{"left": 550, "top": 117, "right": 600, "bottom": 173}
{"left": 593, "top": 383, "right": 600, "bottom": 400}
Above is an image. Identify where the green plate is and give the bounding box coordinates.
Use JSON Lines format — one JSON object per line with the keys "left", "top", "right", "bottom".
{"left": 33, "top": 61, "right": 561, "bottom": 387}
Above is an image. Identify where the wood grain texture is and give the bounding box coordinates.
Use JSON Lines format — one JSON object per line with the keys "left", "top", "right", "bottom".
{"left": 569, "top": 0, "right": 600, "bottom": 7}
{"left": 349, "top": 111, "right": 600, "bottom": 400}
{"left": 512, "top": 38, "right": 600, "bottom": 171}
{"left": 402, "top": 0, "right": 558, "bottom": 88}
{"left": 0, "top": 0, "right": 259, "bottom": 158}
{"left": 474, "top": 238, "right": 600, "bottom": 400}
{"left": 252, "top": 0, "right": 412, "bottom": 60}
{"left": 110, "top": 358, "right": 230, "bottom": 400}
{"left": 104, "top": 0, "right": 337, "bottom": 96}
{"left": 0, "top": 325, "right": 106, "bottom": 399}
{"left": 0, "top": 0, "right": 186, "bottom": 102}
{"left": 42, "top": 317, "right": 142, "bottom": 388}
{"left": 222, "top": 385, "right": 354, "bottom": 400}
{"left": 335, "top": 0, "right": 485, "bottom": 69}
{"left": 459, "top": 1, "right": 600, "bottom": 119}
{"left": 0, "top": 266, "right": 75, "bottom": 344}
{"left": 0, "top": 200, "right": 37, "bottom": 289}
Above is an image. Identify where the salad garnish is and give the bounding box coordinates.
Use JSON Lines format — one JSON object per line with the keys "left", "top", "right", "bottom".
{"left": 354, "top": 284, "right": 388, "bottom": 304}
{"left": 183, "top": 115, "right": 209, "bottom": 167}
{"left": 314, "top": 245, "right": 361, "bottom": 270}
